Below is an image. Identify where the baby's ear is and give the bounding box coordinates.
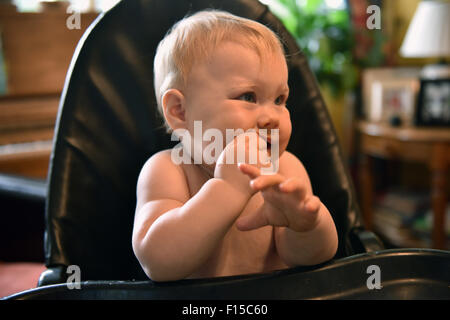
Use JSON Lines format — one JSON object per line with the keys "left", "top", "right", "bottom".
{"left": 162, "top": 89, "right": 186, "bottom": 129}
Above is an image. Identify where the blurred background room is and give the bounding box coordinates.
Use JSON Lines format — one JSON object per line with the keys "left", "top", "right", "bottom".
{"left": 0, "top": 0, "right": 449, "bottom": 297}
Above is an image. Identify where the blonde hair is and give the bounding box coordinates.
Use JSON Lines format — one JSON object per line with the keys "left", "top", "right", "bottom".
{"left": 153, "top": 10, "right": 285, "bottom": 130}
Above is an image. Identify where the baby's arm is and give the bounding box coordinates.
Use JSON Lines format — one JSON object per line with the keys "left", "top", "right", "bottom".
{"left": 132, "top": 149, "right": 252, "bottom": 282}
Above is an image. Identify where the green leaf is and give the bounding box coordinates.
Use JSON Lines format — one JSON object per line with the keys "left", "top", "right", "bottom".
{"left": 265, "top": 0, "right": 386, "bottom": 96}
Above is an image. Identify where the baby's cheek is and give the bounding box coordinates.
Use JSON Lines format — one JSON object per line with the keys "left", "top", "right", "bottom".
{"left": 279, "top": 121, "right": 292, "bottom": 149}
{"left": 283, "top": 114, "right": 292, "bottom": 137}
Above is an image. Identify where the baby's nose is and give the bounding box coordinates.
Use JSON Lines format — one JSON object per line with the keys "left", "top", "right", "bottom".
{"left": 257, "top": 107, "right": 279, "bottom": 129}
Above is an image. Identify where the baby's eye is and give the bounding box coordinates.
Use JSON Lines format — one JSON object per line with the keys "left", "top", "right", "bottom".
{"left": 274, "top": 95, "right": 286, "bottom": 106}
{"left": 237, "top": 92, "right": 257, "bottom": 103}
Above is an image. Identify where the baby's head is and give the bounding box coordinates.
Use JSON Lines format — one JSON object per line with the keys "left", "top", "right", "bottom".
{"left": 154, "top": 10, "right": 286, "bottom": 132}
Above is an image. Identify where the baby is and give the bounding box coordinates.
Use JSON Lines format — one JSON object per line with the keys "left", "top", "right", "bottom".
{"left": 132, "top": 10, "right": 338, "bottom": 281}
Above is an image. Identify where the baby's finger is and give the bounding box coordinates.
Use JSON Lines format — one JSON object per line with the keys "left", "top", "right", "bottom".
{"left": 236, "top": 206, "right": 269, "bottom": 231}
{"left": 304, "top": 195, "right": 321, "bottom": 213}
{"left": 279, "top": 178, "right": 307, "bottom": 198}
{"left": 238, "top": 163, "right": 261, "bottom": 179}
{"left": 279, "top": 177, "right": 300, "bottom": 192}
{"left": 250, "top": 174, "right": 285, "bottom": 191}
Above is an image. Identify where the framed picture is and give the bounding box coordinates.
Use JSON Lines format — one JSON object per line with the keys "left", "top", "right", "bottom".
{"left": 363, "top": 68, "right": 420, "bottom": 126}
{"left": 415, "top": 78, "right": 450, "bottom": 126}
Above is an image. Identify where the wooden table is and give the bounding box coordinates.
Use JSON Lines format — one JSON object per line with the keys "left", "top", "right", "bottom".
{"left": 357, "top": 121, "right": 450, "bottom": 249}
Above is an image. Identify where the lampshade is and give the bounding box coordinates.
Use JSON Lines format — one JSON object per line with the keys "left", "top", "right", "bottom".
{"left": 400, "top": 0, "right": 450, "bottom": 58}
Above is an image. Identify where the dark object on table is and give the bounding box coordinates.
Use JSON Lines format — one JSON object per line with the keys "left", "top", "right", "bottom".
{"left": 389, "top": 115, "right": 403, "bottom": 127}
{"left": 415, "top": 78, "right": 450, "bottom": 126}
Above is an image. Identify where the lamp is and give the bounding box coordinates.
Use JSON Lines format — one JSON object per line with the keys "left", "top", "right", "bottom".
{"left": 400, "top": 0, "right": 450, "bottom": 79}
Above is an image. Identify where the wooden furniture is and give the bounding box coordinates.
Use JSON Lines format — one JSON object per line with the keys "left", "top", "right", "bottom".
{"left": 0, "top": 94, "right": 58, "bottom": 178}
{"left": 0, "top": 7, "right": 98, "bottom": 179}
{"left": 357, "top": 121, "right": 450, "bottom": 249}
{"left": 0, "top": 7, "right": 99, "bottom": 293}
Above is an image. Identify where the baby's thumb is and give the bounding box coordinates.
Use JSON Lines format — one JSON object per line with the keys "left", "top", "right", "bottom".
{"left": 236, "top": 208, "right": 268, "bottom": 231}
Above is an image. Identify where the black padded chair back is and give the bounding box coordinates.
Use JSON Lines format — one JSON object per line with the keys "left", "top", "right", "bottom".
{"left": 43, "top": 0, "right": 366, "bottom": 283}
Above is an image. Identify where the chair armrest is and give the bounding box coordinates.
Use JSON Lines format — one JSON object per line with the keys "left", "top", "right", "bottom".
{"left": 0, "top": 173, "right": 47, "bottom": 202}
{"left": 38, "top": 266, "right": 68, "bottom": 287}
{"left": 349, "top": 228, "right": 384, "bottom": 253}
{"left": 0, "top": 173, "right": 47, "bottom": 262}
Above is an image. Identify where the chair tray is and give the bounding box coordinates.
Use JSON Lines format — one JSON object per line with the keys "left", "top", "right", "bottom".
{"left": 5, "top": 248, "right": 449, "bottom": 300}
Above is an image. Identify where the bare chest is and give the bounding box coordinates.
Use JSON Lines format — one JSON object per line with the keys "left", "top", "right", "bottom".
{"left": 180, "top": 164, "right": 287, "bottom": 278}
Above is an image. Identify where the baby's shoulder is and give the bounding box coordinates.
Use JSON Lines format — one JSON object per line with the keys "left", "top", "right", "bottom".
{"left": 137, "top": 149, "right": 190, "bottom": 200}
{"left": 140, "top": 149, "right": 180, "bottom": 174}
{"left": 279, "top": 150, "right": 308, "bottom": 178}
{"left": 279, "top": 150, "right": 301, "bottom": 167}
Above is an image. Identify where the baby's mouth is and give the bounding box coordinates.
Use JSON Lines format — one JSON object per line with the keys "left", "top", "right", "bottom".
{"left": 262, "top": 138, "right": 272, "bottom": 156}
{"left": 257, "top": 131, "right": 269, "bottom": 143}
{"left": 255, "top": 133, "right": 271, "bottom": 153}
{"left": 261, "top": 135, "right": 272, "bottom": 150}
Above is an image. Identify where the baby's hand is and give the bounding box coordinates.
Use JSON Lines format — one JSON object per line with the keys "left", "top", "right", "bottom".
{"left": 214, "top": 131, "right": 270, "bottom": 197}
{"left": 236, "top": 163, "right": 321, "bottom": 233}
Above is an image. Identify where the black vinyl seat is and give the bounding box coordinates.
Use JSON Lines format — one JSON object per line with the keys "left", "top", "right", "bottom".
{"left": 37, "top": 0, "right": 383, "bottom": 286}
